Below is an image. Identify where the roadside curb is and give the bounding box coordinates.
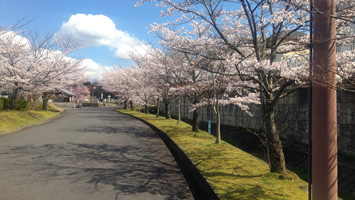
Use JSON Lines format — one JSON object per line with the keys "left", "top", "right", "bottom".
{"left": 0, "top": 110, "right": 66, "bottom": 137}
{"left": 118, "top": 111, "right": 219, "bottom": 200}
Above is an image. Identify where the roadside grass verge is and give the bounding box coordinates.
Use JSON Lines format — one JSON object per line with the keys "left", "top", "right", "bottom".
{"left": 118, "top": 109, "right": 308, "bottom": 200}
{"left": 0, "top": 103, "right": 63, "bottom": 135}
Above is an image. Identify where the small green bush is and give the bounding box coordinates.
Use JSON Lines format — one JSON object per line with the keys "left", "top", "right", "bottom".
{"left": 0, "top": 98, "right": 29, "bottom": 111}
{"left": 15, "top": 99, "right": 29, "bottom": 111}
{"left": 0, "top": 98, "right": 4, "bottom": 110}
{"left": 0, "top": 98, "right": 11, "bottom": 110}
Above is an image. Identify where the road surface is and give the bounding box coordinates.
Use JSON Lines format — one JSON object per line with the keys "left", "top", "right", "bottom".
{"left": 0, "top": 107, "right": 192, "bottom": 200}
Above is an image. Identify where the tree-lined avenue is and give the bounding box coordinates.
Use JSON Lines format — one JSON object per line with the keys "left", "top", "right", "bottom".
{"left": 0, "top": 107, "right": 192, "bottom": 200}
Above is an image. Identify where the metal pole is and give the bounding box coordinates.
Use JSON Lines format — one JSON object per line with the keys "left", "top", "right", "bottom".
{"left": 308, "top": 0, "right": 313, "bottom": 199}
{"left": 312, "top": 0, "right": 337, "bottom": 199}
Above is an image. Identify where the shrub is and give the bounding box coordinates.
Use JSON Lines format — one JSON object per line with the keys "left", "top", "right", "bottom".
{"left": 0, "top": 98, "right": 29, "bottom": 111}
{"left": 0, "top": 98, "right": 12, "bottom": 110}
{"left": 16, "top": 99, "right": 30, "bottom": 111}
{"left": 0, "top": 98, "right": 4, "bottom": 110}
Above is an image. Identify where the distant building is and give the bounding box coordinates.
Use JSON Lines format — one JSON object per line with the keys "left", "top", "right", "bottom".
{"left": 337, "top": 41, "right": 355, "bottom": 53}
{"left": 0, "top": 92, "right": 8, "bottom": 98}
{"left": 54, "top": 89, "right": 76, "bottom": 102}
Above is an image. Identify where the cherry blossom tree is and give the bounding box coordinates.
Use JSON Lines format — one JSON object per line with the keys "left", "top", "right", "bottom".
{"left": 136, "top": 0, "right": 313, "bottom": 174}
{"left": 100, "top": 66, "right": 157, "bottom": 113}
{"left": 0, "top": 27, "right": 86, "bottom": 110}
{"left": 33, "top": 40, "right": 85, "bottom": 110}
{"left": 137, "top": 0, "right": 355, "bottom": 174}
{"left": 69, "top": 84, "right": 90, "bottom": 103}
{"left": 172, "top": 46, "right": 259, "bottom": 136}
{"left": 173, "top": 54, "right": 208, "bottom": 131}
{"left": 0, "top": 29, "right": 34, "bottom": 109}
{"left": 130, "top": 47, "right": 182, "bottom": 119}
{"left": 336, "top": 50, "right": 355, "bottom": 92}
{"left": 34, "top": 49, "right": 86, "bottom": 110}
{"left": 184, "top": 46, "right": 259, "bottom": 143}
{"left": 130, "top": 68, "right": 158, "bottom": 113}
{"left": 100, "top": 67, "right": 136, "bottom": 109}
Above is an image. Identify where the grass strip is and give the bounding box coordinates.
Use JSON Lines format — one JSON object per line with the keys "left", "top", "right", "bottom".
{"left": 119, "top": 109, "right": 308, "bottom": 200}
{"left": 0, "top": 104, "right": 63, "bottom": 135}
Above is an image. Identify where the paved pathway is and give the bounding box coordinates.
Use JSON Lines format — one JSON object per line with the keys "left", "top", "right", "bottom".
{"left": 0, "top": 107, "right": 192, "bottom": 200}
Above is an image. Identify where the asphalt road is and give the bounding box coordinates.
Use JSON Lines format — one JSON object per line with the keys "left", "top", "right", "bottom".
{"left": 0, "top": 107, "right": 193, "bottom": 200}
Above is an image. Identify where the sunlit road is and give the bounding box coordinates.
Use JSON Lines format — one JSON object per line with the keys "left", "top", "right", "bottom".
{"left": 0, "top": 107, "right": 192, "bottom": 200}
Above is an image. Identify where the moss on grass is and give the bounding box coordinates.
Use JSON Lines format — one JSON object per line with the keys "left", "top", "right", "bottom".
{"left": 118, "top": 109, "right": 308, "bottom": 200}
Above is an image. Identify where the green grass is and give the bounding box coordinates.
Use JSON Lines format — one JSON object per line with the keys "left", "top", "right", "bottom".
{"left": 118, "top": 109, "right": 308, "bottom": 200}
{"left": 0, "top": 103, "right": 62, "bottom": 135}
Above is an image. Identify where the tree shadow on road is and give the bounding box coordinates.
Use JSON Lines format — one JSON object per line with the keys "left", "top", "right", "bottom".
{"left": 1, "top": 142, "right": 191, "bottom": 200}
{"left": 75, "top": 125, "right": 160, "bottom": 140}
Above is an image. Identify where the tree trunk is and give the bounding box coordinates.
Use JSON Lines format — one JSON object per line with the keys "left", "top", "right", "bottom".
{"left": 215, "top": 104, "right": 221, "bottom": 144}
{"left": 263, "top": 103, "right": 286, "bottom": 174}
{"left": 177, "top": 97, "right": 181, "bottom": 124}
{"left": 130, "top": 100, "right": 134, "bottom": 111}
{"left": 192, "top": 109, "right": 200, "bottom": 132}
{"left": 124, "top": 100, "right": 128, "bottom": 110}
{"left": 10, "top": 88, "right": 19, "bottom": 110}
{"left": 156, "top": 97, "right": 160, "bottom": 117}
{"left": 42, "top": 93, "right": 49, "bottom": 110}
{"left": 144, "top": 104, "right": 149, "bottom": 114}
{"left": 28, "top": 95, "right": 34, "bottom": 110}
{"left": 30, "top": 95, "right": 40, "bottom": 110}
{"left": 165, "top": 102, "right": 171, "bottom": 119}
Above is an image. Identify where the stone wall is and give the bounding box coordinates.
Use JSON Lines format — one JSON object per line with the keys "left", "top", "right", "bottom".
{"left": 162, "top": 89, "right": 355, "bottom": 154}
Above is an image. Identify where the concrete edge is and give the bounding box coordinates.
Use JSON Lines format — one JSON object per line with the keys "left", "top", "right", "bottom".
{"left": 118, "top": 111, "right": 220, "bottom": 200}
{"left": 0, "top": 110, "right": 66, "bottom": 137}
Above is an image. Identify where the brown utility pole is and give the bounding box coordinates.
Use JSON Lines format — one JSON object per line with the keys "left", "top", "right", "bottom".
{"left": 312, "top": 0, "right": 338, "bottom": 199}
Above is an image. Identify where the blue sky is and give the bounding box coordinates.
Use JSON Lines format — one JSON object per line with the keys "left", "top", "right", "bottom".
{"left": 0, "top": 0, "right": 166, "bottom": 80}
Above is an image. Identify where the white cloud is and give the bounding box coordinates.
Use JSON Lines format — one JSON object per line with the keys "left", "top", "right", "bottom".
{"left": 56, "top": 14, "right": 147, "bottom": 59}
{"left": 81, "top": 58, "right": 113, "bottom": 80}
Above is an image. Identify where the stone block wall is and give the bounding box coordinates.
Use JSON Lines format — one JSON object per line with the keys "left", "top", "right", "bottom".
{"left": 162, "top": 89, "right": 355, "bottom": 154}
